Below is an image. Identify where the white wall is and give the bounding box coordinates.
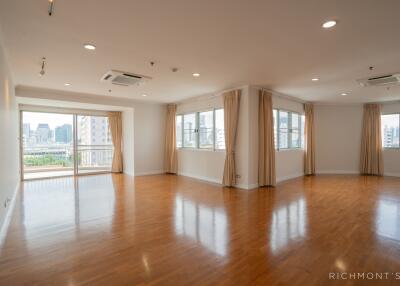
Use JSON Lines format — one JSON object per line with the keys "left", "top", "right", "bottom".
{"left": 122, "top": 110, "right": 134, "bottom": 176}
{"left": 315, "top": 104, "right": 363, "bottom": 174}
{"left": 15, "top": 86, "right": 166, "bottom": 176}
{"left": 0, "top": 37, "right": 19, "bottom": 232}
{"left": 314, "top": 102, "right": 400, "bottom": 177}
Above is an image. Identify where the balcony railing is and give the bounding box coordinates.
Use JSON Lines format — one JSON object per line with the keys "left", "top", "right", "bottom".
{"left": 23, "top": 145, "right": 114, "bottom": 177}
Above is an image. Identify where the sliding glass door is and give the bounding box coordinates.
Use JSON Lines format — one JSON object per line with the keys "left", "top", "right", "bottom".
{"left": 22, "top": 112, "right": 74, "bottom": 180}
{"left": 21, "top": 111, "right": 113, "bottom": 180}
{"left": 76, "top": 115, "right": 113, "bottom": 174}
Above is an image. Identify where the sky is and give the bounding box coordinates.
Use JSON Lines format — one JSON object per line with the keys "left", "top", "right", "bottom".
{"left": 23, "top": 112, "right": 73, "bottom": 130}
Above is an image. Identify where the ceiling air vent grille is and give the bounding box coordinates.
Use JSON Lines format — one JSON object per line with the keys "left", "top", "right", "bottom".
{"left": 101, "top": 70, "right": 151, "bottom": 86}
{"left": 358, "top": 73, "right": 400, "bottom": 87}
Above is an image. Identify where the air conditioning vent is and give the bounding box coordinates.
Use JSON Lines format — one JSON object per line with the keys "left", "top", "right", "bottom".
{"left": 358, "top": 73, "right": 400, "bottom": 87}
{"left": 101, "top": 70, "right": 151, "bottom": 86}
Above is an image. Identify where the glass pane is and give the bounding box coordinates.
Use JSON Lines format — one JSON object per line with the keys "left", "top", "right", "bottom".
{"left": 199, "top": 111, "right": 214, "bottom": 149}
{"left": 215, "top": 109, "right": 225, "bottom": 150}
{"left": 291, "top": 131, "right": 300, "bottom": 148}
{"left": 292, "top": 113, "right": 299, "bottom": 129}
{"left": 77, "top": 115, "right": 113, "bottom": 174}
{"left": 273, "top": 109, "right": 277, "bottom": 149}
{"left": 183, "top": 113, "right": 196, "bottom": 148}
{"left": 381, "top": 114, "right": 400, "bottom": 148}
{"left": 279, "top": 111, "right": 288, "bottom": 128}
{"left": 22, "top": 111, "right": 74, "bottom": 179}
{"left": 279, "top": 129, "right": 289, "bottom": 149}
{"left": 176, "top": 115, "right": 182, "bottom": 148}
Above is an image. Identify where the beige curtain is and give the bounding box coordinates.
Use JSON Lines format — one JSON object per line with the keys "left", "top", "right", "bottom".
{"left": 304, "top": 103, "right": 315, "bottom": 175}
{"left": 222, "top": 90, "right": 241, "bottom": 187}
{"left": 108, "top": 111, "right": 123, "bottom": 173}
{"left": 360, "top": 104, "right": 383, "bottom": 175}
{"left": 165, "top": 104, "right": 178, "bottom": 174}
{"left": 258, "top": 90, "right": 276, "bottom": 186}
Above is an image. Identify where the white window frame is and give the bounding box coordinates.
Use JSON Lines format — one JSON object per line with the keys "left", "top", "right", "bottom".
{"left": 176, "top": 108, "right": 225, "bottom": 151}
{"left": 381, "top": 112, "right": 400, "bottom": 149}
{"left": 274, "top": 108, "right": 304, "bottom": 151}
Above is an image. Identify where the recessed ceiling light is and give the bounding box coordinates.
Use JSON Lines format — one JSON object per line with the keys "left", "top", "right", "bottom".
{"left": 341, "top": 93, "right": 348, "bottom": 96}
{"left": 192, "top": 73, "right": 200, "bottom": 77}
{"left": 142, "top": 94, "right": 148, "bottom": 97}
{"left": 322, "top": 20, "right": 337, "bottom": 29}
{"left": 312, "top": 78, "right": 319, "bottom": 81}
{"left": 64, "top": 83, "right": 71, "bottom": 86}
{"left": 83, "top": 44, "right": 96, "bottom": 50}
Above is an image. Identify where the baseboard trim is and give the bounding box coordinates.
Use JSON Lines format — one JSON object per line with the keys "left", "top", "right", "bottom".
{"left": 0, "top": 182, "right": 19, "bottom": 246}
{"left": 276, "top": 173, "right": 305, "bottom": 184}
{"left": 384, "top": 172, "right": 400, "bottom": 178}
{"left": 178, "top": 172, "right": 222, "bottom": 185}
{"left": 317, "top": 170, "right": 360, "bottom": 175}
{"left": 135, "top": 170, "right": 165, "bottom": 176}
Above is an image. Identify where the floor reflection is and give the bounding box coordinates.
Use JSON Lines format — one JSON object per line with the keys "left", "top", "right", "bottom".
{"left": 376, "top": 196, "right": 400, "bottom": 240}
{"left": 174, "top": 195, "right": 227, "bottom": 256}
{"left": 270, "top": 196, "right": 306, "bottom": 254}
{"left": 22, "top": 175, "right": 115, "bottom": 248}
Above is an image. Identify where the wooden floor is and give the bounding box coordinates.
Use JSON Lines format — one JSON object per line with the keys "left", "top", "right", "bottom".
{"left": 1, "top": 174, "right": 400, "bottom": 285}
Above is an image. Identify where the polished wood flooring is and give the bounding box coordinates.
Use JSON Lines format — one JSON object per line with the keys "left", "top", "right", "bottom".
{"left": 1, "top": 174, "right": 400, "bottom": 285}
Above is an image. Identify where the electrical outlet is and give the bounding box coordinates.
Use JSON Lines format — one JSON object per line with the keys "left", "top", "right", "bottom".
{"left": 235, "top": 174, "right": 241, "bottom": 179}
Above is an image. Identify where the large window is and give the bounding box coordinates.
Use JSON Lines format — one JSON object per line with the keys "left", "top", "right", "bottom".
{"left": 176, "top": 109, "right": 225, "bottom": 150}
{"left": 274, "top": 109, "right": 304, "bottom": 150}
{"left": 381, "top": 114, "right": 400, "bottom": 148}
{"left": 183, "top": 113, "right": 196, "bottom": 148}
{"left": 22, "top": 111, "right": 113, "bottom": 180}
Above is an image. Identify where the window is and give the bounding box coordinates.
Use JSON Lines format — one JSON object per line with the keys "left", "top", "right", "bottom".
{"left": 183, "top": 113, "right": 196, "bottom": 148}
{"left": 274, "top": 109, "right": 304, "bottom": 150}
{"left": 176, "top": 109, "right": 225, "bottom": 150}
{"left": 176, "top": 115, "right": 183, "bottom": 148}
{"left": 199, "top": 111, "right": 214, "bottom": 148}
{"left": 215, "top": 109, "right": 225, "bottom": 150}
{"left": 381, "top": 114, "right": 400, "bottom": 148}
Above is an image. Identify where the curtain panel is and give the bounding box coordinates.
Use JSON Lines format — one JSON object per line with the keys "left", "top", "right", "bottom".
{"left": 304, "top": 103, "right": 315, "bottom": 175}
{"left": 222, "top": 90, "right": 241, "bottom": 187}
{"left": 258, "top": 90, "right": 276, "bottom": 186}
{"left": 108, "top": 111, "right": 123, "bottom": 173}
{"left": 165, "top": 104, "right": 178, "bottom": 174}
{"left": 360, "top": 103, "right": 383, "bottom": 175}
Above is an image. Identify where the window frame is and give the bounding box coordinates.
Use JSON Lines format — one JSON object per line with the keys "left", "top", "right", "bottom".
{"left": 274, "top": 108, "right": 304, "bottom": 151}
{"left": 176, "top": 108, "right": 225, "bottom": 152}
{"left": 381, "top": 112, "right": 400, "bottom": 149}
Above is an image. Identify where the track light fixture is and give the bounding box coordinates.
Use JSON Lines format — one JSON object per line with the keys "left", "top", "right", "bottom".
{"left": 48, "top": 0, "right": 54, "bottom": 16}
{"left": 39, "top": 57, "right": 46, "bottom": 76}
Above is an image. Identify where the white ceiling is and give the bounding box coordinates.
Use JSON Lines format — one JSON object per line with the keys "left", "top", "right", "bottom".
{"left": 1, "top": 0, "right": 400, "bottom": 103}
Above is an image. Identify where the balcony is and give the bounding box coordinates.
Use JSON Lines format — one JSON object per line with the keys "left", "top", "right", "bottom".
{"left": 23, "top": 145, "right": 113, "bottom": 180}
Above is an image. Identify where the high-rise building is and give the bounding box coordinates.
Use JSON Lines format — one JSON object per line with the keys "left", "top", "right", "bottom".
{"left": 78, "top": 116, "right": 112, "bottom": 166}
{"left": 55, "top": 124, "right": 72, "bottom": 143}
{"left": 36, "top": 123, "right": 51, "bottom": 144}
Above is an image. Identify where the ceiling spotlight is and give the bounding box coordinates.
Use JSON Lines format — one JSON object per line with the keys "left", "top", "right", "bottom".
{"left": 192, "top": 73, "right": 200, "bottom": 77}
{"left": 64, "top": 83, "right": 71, "bottom": 86}
{"left": 48, "top": 0, "right": 54, "bottom": 16}
{"left": 322, "top": 20, "right": 337, "bottom": 29}
{"left": 39, "top": 57, "right": 46, "bottom": 76}
{"left": 142, "top": 94, "right": 148, "bottom": 97}
{"left": 341, "top": 93, "right": 348, "bottom": 96}
{"left": 83, "top": 44, "right": 96, "bottom": 50}
{"left": 311, "top": 78, "right": 319, "bottom": 81}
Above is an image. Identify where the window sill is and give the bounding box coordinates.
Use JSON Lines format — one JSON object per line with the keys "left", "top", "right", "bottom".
{"left": 383, "top": 147, "right": 400, "bottom": 150}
